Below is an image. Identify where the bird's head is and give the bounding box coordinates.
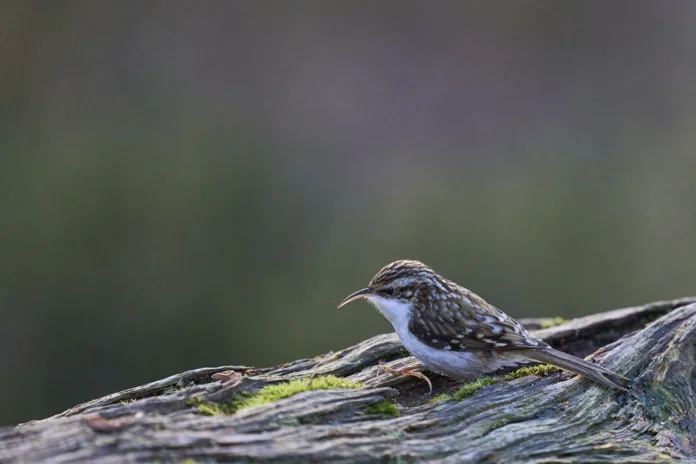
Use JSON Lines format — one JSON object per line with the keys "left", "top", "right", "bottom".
{"left": 337, "top": 260, "right": 444, "bottom": 325}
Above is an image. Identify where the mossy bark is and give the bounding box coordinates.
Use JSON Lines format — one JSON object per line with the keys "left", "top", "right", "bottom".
{"left": 1, "top": 297, "right": 695, "bottom": 463}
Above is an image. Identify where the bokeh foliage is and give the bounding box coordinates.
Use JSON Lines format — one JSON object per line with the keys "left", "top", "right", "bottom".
{"left": 1, "top": 1, "right": 695, "bottom": 425}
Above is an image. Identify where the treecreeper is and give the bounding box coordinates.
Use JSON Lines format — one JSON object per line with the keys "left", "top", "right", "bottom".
{"left": 338, "top": 259, "right": 628, "bottom": 390}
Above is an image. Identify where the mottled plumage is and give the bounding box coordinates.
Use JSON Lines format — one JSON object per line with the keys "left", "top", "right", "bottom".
{"left": 339, "top": 260, "right": 627, "bottom": 390}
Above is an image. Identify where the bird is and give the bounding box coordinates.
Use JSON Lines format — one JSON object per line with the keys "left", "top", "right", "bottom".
{"left": 337, "top": 260, "right": 627, "bottom": 391}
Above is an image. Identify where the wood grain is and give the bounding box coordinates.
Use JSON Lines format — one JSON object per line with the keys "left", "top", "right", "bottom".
{"left": 2, "top": 297, "right": 694, "bottom": 463}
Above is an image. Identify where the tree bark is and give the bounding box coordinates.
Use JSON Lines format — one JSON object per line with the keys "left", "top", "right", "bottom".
{"left": 1, "top": 297, "right": 695, "bottom": 463}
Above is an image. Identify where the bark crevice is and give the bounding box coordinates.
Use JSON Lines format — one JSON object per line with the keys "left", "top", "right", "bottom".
{"left": 1, "top": 297, "right": 695, "bottom": 463}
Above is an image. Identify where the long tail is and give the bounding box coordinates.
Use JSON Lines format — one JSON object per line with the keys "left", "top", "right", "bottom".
{"left": 523, "top": 347, "right": 628, "bottom": 391}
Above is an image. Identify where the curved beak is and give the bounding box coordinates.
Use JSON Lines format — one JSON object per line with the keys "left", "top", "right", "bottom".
{"left": 337, "top": 288, "right": 373, "bottom": 309}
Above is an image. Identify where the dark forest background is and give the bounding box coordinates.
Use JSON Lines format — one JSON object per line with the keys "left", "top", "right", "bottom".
{"left": 1, "top": 1, "right": 695, "bottom": 425}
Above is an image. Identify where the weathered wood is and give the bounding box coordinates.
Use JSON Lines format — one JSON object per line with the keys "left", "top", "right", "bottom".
{"left": 1, "top": 297, "right": 695, "bottom": 463}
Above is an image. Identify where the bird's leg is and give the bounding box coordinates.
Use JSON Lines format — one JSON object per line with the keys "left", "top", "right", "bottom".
{"left": 378, "top": 360, "right": 433, "bottom": 394}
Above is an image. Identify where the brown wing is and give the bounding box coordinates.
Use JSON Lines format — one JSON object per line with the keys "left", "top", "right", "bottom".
{"left": 407, "top": 284, "right": 548, "bottom": 352}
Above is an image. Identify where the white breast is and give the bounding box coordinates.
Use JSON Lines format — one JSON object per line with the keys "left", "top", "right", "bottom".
{"left": 367, "top": 295, "right": 487, "bottom": 380}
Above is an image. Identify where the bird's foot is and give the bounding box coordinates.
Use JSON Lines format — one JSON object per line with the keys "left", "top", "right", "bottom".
{"left": 378, "top": 360, "right": 433, "bottom": 394}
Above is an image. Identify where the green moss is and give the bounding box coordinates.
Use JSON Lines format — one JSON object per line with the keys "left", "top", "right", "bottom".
{"left": 487, "top": 414, "right": 532, "bottom": 432}
{"left": 188, "top": 375, "right": 362, "bottom": 415}
{"left": 163, "top": 381, "right": 196, "bottom": 395}
{"left": 503, "top": 364, "right": 559, "bottom": 381}
{"left": 489, "top": 418, "right": 512, "bottom": 430}
{"left": 428, "top": 393, "right": 452, "bottom": 403}
{"left": 540, "top": 317, "right": 567, "bottom": 329}
{"left": 453, "top": 377, "right": 502, "bottom": 400}
{"left": 235, "top": 375, "right": 362, "bottom": 411}
{"left": 364, "top": 400, "right": 399, "bottom": 417}
{"left": 187, "top": 397, "right": 237, "bottom": 416}
{"left": 440, "top": 365, "right": 560, "bottom": 403}
{"left": 277, "top": 417, "right": 301, "bottom": 426}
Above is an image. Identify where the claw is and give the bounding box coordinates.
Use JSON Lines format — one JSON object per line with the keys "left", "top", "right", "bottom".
{"left": 378, "top": 361, "right": 433, "bottom": 394}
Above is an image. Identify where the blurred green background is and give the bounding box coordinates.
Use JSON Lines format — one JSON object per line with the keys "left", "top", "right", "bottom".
{"left": 1, "top": 1, "right": 695, "bottom": 425}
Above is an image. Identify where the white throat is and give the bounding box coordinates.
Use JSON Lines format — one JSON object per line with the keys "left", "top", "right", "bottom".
{"left": 366, "top": 296, "right": 412, "bottom": 332}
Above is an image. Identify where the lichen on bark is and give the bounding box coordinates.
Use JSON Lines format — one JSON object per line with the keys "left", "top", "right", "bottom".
{"left": 1, "top": 297, "right": 695, "bottom": 463}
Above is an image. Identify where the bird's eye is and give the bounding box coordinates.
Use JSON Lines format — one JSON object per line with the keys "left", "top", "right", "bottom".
{"left": 383, "top": 287, "right": 395, "bottom": 296}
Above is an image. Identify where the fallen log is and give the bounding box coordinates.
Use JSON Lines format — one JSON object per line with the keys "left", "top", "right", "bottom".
{"left": 1, "top": 297, "right": 695, "bottom": 463}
